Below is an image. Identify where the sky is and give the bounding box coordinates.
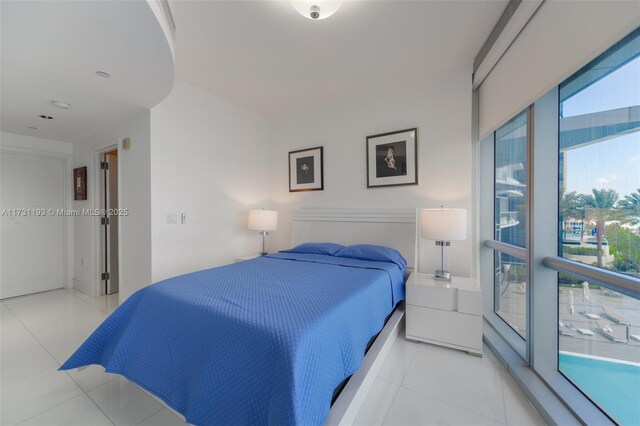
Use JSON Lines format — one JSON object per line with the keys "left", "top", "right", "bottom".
{"left": 562, "top": 56, "right": 640, "bottom": 198}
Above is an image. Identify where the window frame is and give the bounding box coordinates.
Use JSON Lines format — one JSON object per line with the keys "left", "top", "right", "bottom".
{"left": 480, "top": 83, "right": 639, "bottom": 426}
{"left": 479, "top": 106, "right": 532, "bottom": 360}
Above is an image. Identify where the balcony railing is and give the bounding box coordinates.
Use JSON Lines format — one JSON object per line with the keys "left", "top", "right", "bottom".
{"left": 543, "top": 256, "right": 640, "bottom": 300}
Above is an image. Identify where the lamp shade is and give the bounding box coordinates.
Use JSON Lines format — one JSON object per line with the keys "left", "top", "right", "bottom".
{"left": 248, "top": 209, "right": 278, "bottom": 231}
{"left": 420, "top": 208, "right": 467, "bottom": 241}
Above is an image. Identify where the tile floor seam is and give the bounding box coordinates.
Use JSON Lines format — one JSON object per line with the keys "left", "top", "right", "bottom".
{"left": 499, "top": 362, "right": 509, "bottom": 425}
{"left": 402, "top": 343, "right": 511, "bottom": 424}
{"left": 398, "top": 379, "right": 508, "bottom": 425}
{"left": 84, "top": 379, "right": 158, "bottom": 425}
{"left": 500, "top": 369, "right": 545, "bottom": 425}
{"left": 133, "top": 406, "right": 169, "bottom": 426}
{"left": 13, "top": 392, "right": 109, "bottom": 426}
{"left": 386, "top": 386, "right": 508, "bottom": 426}
{"left": 3, "top": 295, "right": 114, "bottom": 425}
{"left": 87, "top": 394, "right": 118, "bottom": 426}
{"left": 6, "top": 290, "right": 131, "bottom": 426}
{"left": 378, "top": 347, "right": 418, "bottom": 387}
{"left": 3, "top": 291, "right": 108, "bottom": 368}
{"left": 0, "top": 355, "right": 58, "bottom": 387}
{"left": 69, "top": 289, "right": 111, "bottom": 314}
{"left": 395, "top": 345, "right": 419, "bottom": 388}
{"left": 2, "top": 303, "right": 64, "bottom": 372}
{"left": 398, "top": 345, "right": 418, "bottom": 385}
{"left": 0, "top": 331, "right": 35, "bottom": 357}
{"left": 64, "top": 369, "right": 117, "bottom": 393}
{"left": 4, "top": 367, "right": 84, "bottom": 426}
{"left": 379, "top": 378, "right": 402, "bottom": 425}
{"left": 86, "top": 380, "right": 166, "bottom": 426}
{"left": 375, "top": 376, "right": 401, "bottom": 386}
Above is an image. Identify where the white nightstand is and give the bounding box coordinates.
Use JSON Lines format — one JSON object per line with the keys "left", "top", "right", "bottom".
{"left": 235, "top": 254, "right": 265, "bottom": 263}
{"left": 405, "top": 272, "right": 483, "bottom": 356}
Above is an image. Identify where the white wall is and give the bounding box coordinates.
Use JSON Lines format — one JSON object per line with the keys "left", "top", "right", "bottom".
{"left": 72, "top": 113, "right": 152, "bottom": 302}
{"left": 150, "top": 79, "right": 270, "bottom": 282}
{"left": 268, "top": 65, "right": 475, "bottom": 278}
{"left": 0, "top": 132, "right": 74, "bottom": 290}
{"left": 479, "top": 0, "right": 640, "bottom": 137}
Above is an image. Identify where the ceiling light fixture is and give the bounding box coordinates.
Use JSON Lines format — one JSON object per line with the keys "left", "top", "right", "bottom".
{"left": 290, "top": 0, "right": 342, "bottom": 20}
{"left": 39, "top": 115, "right": 54, "bottom": 120}
{"left": 51, "top": 100, "right": 71, "bottom": 110}
{"left": 95, "top": 71, "right": 111, "bottom": 78}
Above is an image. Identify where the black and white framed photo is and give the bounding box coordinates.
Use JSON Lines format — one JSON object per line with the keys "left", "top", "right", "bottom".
{"left": 366, "top": 128, "right": 417, "bottom": 188}
{"left": 289, "top": 146, "right": 324, "bottom": 192}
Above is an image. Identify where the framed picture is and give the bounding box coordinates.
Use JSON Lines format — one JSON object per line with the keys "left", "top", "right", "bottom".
{"left": 74, "top": 166, "right": 87, "bottom": 200}
{"left": 289, "top": 146, "right": 323, "bottom": 192}
{"left": 366, "top": 128, "right": 418, "bottom": 188}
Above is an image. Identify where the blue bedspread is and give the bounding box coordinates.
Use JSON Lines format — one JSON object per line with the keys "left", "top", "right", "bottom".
{"left": 60, "top": 253, "right": 405, "bottom": 426}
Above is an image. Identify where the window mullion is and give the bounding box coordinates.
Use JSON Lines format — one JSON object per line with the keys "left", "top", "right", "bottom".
{"left": 529, "top": 88, "right": 560, "bottom": 376}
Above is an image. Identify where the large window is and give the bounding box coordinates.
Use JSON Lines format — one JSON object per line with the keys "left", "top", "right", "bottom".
{"left": 558, "top": 30, "right": 640, "bottom": 426}
{"left": 481, "top": 26, "right": 640, "bottom": 426}
{"left": 494, "top": 110, "right": 528, "bottom": 338}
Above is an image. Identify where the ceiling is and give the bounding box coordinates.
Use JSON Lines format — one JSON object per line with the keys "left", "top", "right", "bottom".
{"left": 171, "top": 0, "right": 508, "bottom": 118}
{"left": 1, "top": 1, "right": 508, "bottom": 142}
{"left": 0, "top": 0, "right": 174, "bottom": 143}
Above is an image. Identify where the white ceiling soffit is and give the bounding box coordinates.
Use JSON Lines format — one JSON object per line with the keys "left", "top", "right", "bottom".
{"left": 1, "top": 0, "right": 175, "bottom": 143}
{"left": 170, "top": 0, "right": 509, "bottom": 118}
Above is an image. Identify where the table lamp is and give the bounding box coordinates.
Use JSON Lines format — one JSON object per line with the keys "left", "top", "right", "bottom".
{"left": 248, "top": 209, "right": 278, "bottom": 256}
{"left": 420, "top": 207, "right": 467, "bottom": 281}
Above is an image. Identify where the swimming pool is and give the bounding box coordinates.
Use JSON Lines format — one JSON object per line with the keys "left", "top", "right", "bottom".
{"left": 559, "top": 353, "right": 640, "bottom": 425}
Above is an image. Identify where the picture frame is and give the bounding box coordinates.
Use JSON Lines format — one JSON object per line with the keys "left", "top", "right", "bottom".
{"left": 289, "top": 146, "right": 324, "bottom": 192}
{"left": 74, "top": 166, "right": 87, "bottom": 200}
{"left": 366, "top": 128, "right": 418, "bottom": 188}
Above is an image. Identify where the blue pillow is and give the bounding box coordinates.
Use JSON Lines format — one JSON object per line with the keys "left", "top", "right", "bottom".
{"left": 335, "top": 244, "right": 407, "bottom": 270}
{"left": 281, "top": 242, "right": 345, "bottom": 256}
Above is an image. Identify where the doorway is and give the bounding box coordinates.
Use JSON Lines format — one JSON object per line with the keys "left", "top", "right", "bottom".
{"left": 99, "top": 149, "right": 119, "bottom": 295}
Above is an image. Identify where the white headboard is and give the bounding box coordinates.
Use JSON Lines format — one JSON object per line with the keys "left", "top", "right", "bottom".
{"left": 291, "top": 208, "right": 417, "bottom": 269}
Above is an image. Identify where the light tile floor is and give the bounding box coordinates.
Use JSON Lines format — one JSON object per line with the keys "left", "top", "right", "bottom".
{"left": 354, "top": 336, "right": 546, "bottom": 426}
{"left": 1, "top": 289, "right": 545, "bottom": 425}
{"left": 0, "top": 289, "right": 185, "bottom": 426}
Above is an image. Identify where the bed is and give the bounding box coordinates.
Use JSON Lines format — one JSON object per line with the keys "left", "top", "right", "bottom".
{"left": 60, "top": 208, "right": 417, "bottom": 426}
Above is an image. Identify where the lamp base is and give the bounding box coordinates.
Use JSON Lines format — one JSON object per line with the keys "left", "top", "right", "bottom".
{"left": 259, "top": 251, "right": 268, "bottom": 256}
{"left": 434, "top": 270, "right": 452, "bottom": 281}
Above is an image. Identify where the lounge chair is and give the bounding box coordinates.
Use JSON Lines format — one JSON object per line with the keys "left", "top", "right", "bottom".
{"left": 559, "top": 320, "right": 575, "bottom": 337}
{"left": 577, "top": 328, "right": 595, "bottom": 336}
{"left": 630, "top": 334, "right": 640, "bottom": 342}
{"left": 596, "top": 321, "right": 628, "bottom": 343}
{"left": 601, "top": 307, "right": 631, "bottom": 325}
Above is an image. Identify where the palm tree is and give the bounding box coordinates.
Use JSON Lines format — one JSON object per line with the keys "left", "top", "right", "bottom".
{"left": 618, "top": 188, "right": 640, "bottom": 219}
{"left": 580, "top": 189, "right": 619, "bottom": 267}
{"left": 561, "top": 191, "right": 584, "bottom": 236}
